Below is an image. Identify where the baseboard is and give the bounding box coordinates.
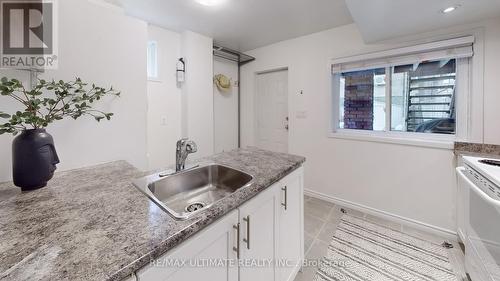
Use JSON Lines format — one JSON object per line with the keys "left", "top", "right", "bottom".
{"left": 304, "top": 188, "right": 458, "bottom": 242}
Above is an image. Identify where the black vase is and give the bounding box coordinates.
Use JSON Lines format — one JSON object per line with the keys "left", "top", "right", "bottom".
{"left": 12, "top": 129, "right": 60, "bottom": 191}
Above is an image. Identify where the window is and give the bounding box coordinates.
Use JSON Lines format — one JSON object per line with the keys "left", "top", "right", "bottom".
{"left": 332, "top": 37, "right": 473, "bottom": 141}
{"left": 147, "top": 41, "right": 158, "bottom": 80}
{"left": 339, "top": 68, "right": 386, "bottom": 131}
{"left": 391, "top": 60, "right": 456, "bottom": 134}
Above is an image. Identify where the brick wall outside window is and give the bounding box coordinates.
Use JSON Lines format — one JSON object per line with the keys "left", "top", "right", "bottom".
{"left": 343, "top": 71, "right": 374, "bottom": 130}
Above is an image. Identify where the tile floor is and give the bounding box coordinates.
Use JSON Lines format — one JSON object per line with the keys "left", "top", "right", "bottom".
{"left": 294, "top": 195, "right": 468, "bottom": 281}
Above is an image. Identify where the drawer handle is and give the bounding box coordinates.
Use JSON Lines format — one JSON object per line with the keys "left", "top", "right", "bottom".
{"left": 233, "top": 223, "right": 240, "bottom": 259}
{"left": 243, "top": 216, "right": 250, "bottom": 249}
{"left": 282, "top": 186, "right": 288, "bottom": 210}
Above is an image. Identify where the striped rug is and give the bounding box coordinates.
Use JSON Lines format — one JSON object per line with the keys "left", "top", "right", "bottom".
{"left": 314, "top": 215, "right": 457, "bottom": 281}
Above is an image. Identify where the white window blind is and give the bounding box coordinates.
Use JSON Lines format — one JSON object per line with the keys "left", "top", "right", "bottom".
{"left": 332, "top": 36, "right": 474, "bottom": 74}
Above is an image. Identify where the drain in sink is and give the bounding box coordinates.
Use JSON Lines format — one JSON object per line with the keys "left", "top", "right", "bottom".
{"left": 185, "top": 202, "right": 206, "bottom": 212}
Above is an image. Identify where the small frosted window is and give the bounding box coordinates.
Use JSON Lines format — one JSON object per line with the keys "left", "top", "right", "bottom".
{"left": 147, "top": 41, "right": 158, "bottom": 79}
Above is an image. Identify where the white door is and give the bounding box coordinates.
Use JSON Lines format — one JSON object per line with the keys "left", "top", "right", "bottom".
{"left": 239, "top": 186, "right": 278, "bottom": 281}
{"left": 277, "top": 168, "right": 304, "bottom": 281}
{"left": 255, "top": 70, "right": 288, "bottom": 153}
{"left": 137, "top": 210, "right": 239, "bottom": 281}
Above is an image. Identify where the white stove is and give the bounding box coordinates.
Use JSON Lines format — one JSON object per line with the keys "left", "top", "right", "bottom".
{"left": 457, "top": 156, "right": 500, "bottom": 281}
{"left": 464, "top": 156, "right": 500, "bottom": 189}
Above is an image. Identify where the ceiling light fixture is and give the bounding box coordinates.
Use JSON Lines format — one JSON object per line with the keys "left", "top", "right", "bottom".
{"left": 442, "top": 5, "right": 460, "bottom": 14}
{"left": 195, "top": 0, "right": 228, "bottom": 7}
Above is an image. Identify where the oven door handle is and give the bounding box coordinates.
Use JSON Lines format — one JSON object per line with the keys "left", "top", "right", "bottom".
{"left": 457, "top": 167, "right": 500, "bottom": 208}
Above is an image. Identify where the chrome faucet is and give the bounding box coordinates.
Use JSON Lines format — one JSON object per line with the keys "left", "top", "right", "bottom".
{"left": 176, "top": 138, "right": 197, "bottom": 172}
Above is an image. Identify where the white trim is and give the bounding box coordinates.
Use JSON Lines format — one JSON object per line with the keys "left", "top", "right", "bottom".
{"left": 331, "top": 72, "right": 341, "bottom": 133}
{"left": 454, "top": 57, "right": 470, "bottom": 141}
{"left": 468, "top": 29, "right": 485, "bottom": 143}
{"left": 147, "top": 78, "right": 162, "bottom": 83}
{"left": 384, "top": 67, "right": 391, "bottom": 131}
{"left": 329, "top": 130, "right": 454, "bottom": 149}
{"left": 304, "top": 189, "right": 458, "bottom": 241}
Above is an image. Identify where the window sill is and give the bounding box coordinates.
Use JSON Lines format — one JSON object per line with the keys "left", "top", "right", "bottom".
{"left": 147, "top": 77, "right": 162, "bottom": 83}
{"left": 329, "top": 130, "right": 455, "bottom": 150}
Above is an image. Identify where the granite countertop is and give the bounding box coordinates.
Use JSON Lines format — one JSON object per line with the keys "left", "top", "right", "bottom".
{"left": 454, "top": 141, "right": 500, "bottom": 159}
{"left": 0, "top": 147, "right": 305, "bottom": 281}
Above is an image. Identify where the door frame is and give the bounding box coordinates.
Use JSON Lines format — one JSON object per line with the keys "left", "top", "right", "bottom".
{"left": 253, "top": 67, "right": 289, "bottom": 153}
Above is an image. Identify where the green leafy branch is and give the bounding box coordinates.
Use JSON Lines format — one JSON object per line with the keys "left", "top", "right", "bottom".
{"left": 0, "top": 77, "right": 120, "bottom": 135}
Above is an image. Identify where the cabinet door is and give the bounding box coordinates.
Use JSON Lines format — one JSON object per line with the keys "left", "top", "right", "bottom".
{"left": 137, "top": 210, "right": 239, "bottom": 281}
{"left": 277, "top": 167, "right": 304, "bottom": 281}
{"left": 239, "top": 185, "right": 278, "bottom": 281}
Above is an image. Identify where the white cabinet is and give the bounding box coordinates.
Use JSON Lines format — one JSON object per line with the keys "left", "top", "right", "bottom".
{"left": 239, "top": 185, "right": 278, "bottom": 281}
{"left": 277, "top": 168, "right": 304, "bottom": 281}
{"left": 136, "top": 167, "right": 303, "bottom": 281}
{"left": 136, "top": 210, "right": 239, "bottom": 281}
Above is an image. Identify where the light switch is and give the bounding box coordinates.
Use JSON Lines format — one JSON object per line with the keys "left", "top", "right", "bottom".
{"left": 161, "top": 116, "right": 167, "bottom": 126}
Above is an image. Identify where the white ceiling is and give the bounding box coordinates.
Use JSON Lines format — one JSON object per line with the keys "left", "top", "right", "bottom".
{"left": 107, "top": 0, "right": 354, "bottom": 51}
{"left": 107, "top": 0, "right": 500, "bottom": 50}
{"left": 346, "top": 0, "right": 500, "bottom": 43}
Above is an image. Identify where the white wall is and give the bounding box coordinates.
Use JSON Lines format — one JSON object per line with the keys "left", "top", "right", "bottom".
{"left": 147, "top": 28, "right": 219, "bottom": 168}
{"left": 0, "top": 0, "right": 148, "bottom": 182}
{"left": 482, "top": 18, "right": 500, "bottom": 144}
{"left": 241, "top": 18, "right": 500, "bottom": 233}
{"left": 0, "top": 2, "right": 219, "bottom": 180}
{"left": 213, "top": 57, "right": 239, "bottom": 153}
{"left": 147, "top": 25, "right": 182, "bottom": 170}
{"left": 180, "top": 31, "right": 214, "bottom": 159}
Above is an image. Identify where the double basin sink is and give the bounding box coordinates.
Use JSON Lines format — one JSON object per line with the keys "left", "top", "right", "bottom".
{"left": 133, "top": 164, "right": 254, "bottom": 220}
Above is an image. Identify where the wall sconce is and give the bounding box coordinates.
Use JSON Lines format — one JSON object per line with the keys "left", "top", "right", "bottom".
{"left": 176, "top": 58, "right": 185, "bottom": 83}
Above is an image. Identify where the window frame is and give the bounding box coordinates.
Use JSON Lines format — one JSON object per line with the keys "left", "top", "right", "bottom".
{"left": 329, "top": 39, "right": 474, "bottom": 149}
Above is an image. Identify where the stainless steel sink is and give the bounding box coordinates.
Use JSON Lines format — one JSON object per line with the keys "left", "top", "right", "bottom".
{"left": 133, "top": 164, "right": 254, "bottom": 220}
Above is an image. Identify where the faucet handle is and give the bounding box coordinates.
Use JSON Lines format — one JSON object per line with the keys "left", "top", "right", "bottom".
{"left": 186, "top": 141, "right": 197, "bottom": 153}
{"left": 176, "top": 138, "right": 188, "bottom": 148}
